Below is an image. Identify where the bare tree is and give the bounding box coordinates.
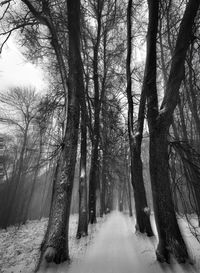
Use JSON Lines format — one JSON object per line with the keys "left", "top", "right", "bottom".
{"left": 146, "top": 0, "right": 200, "bottom": 263}
{"left": 0, "top": 87, "right": 40, "bottom": 228}
{"left": 126, "top": 0, "right": 153, "bottom": 236}
{"left": 37, "top": 0, "right": 84, "bottom": 267}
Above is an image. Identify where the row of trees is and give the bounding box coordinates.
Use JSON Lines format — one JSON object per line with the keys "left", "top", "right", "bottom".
{"left": 0, "top": 85, "right": 131, "bottom": 227}
{"left": 0, "top": 87, "right": 55, "bottom": 227}
{"left": 0, "top": 0, "right": 200, "bottom": 270}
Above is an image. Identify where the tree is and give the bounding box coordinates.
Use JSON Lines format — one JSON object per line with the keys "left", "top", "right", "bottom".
{"left": 20, "top": 100, "right": 50, "bottom": 224}
{"left": 0, "top": 0, "right": 84, "bottom": 266}
{"left": 83, "top": 0, "right": 126, "bottom": 222}
{"left": 126, "top": 0, "right": 153, "bottom": 236}
{"left": 157, "top": 0, "right": 200, "bottom": 225}
{"left": 146, "top": 0, "right": 200, "bottom": 263}
{"left": 0, "top": 87, "right": 40, "bottom": 227}
{"left": 76, "top": 29, "right": 88, "bottom": 238}
{"left": 87, "top": 0, "right": 105, "bottom": 224}
{"left": 37, "top": 0, "right": 84, "bottom": 267}
{"left": 76, "top": 105, "right": 88, "bottom": 239}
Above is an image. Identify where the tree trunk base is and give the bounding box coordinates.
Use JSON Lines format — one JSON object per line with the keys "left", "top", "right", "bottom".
{"left": 89, "top": 211, "right": 97, "bottom": 224}
{"left": 135, "top": 210, "right": 154, "bottom": 237}
{"left": 168, "top": 239, "right": 188, "bottom": 263}
{"left": 146, "top": 230, "right": 154, "bottom": 237}
{"left": 76, "top": 231, "right": 88, "bottom": 239}
{"left": 135, "top": 223, "right": 154, "bottom": 237}
{"left": 44, "top": 247, "right": 68, "bottom": 264}
{"left": 90, "top": 218, "right": 97, "bottom": 224}
{"left": 156, "top": 241, "right": 170, "bottom": 263}
{"left": 36, "top": 246, "right": 69, "bottom": 272}
{"left": 156, "top": 235, "right": 189, "bottom": 264}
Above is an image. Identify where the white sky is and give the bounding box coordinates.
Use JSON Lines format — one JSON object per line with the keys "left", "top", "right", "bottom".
{"left": 0, "top": 39, "right": 48, "bottom": 135}
{"left": 0, "top": 39, "right": 47, "bottom": 93}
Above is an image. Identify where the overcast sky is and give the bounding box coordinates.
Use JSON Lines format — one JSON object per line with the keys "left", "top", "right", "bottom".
{"left": 0, "top": 39, "right": 47, "bottom": 93}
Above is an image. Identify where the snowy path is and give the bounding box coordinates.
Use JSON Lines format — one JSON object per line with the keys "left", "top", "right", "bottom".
{"left": 42, "top": 212, "right": 199, "bottom": 273}
{"left": 68, "top": 211, "right": 150, "bottom": 273}
{"left": 67, "top": 212, "right": 198, "bottom": 273}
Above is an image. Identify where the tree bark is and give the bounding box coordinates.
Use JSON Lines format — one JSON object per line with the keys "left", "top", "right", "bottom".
{"left": 37, "top": 0, "right": 82, "bottom": 267}
{"left": 126, "top": 0, "right": 153, "bottom": 236}
{"left": 146, "top": 0, "right": 200, "bottom": 263}
{"left": 76, "top": 86, "right": 88, "bottom": 239}
{"left": 118, "top": 175, "right": 124, "bottom": 212}
{"left": 100, "top": 149, "right": 106, "bottom": 217}
{"left": 125, "top": 162, "right": 133, "bottom": 217}
{"left": 100, "top": 89, "right": 108, "bottom": 217}
{"left": 88, "top": 1, "right": 103, "bottom": 224}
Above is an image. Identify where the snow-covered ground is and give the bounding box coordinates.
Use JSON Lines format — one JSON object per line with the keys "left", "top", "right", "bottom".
{"left": 0, "top": 215, "right": 105, "bottom": 273}
{"left": 65, "top": 212, "right": 200, "bottom": 273}
{"left": 1, "top": 212, "right": 200, "bottom": 273}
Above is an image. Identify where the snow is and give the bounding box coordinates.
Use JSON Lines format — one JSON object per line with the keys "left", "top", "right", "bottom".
{"left": 0, "top": 215, "right": 105, "bottom": 273}
{"left": 1, "top": 212, "right": 200, "bottom": 273}
{"left": 65, "top": 212, "right": 200, "bottom": 273}
{"left": 0, "top": 218, "right": 47, "bottom": 273}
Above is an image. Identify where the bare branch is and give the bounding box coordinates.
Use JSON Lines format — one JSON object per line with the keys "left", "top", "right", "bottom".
{"left": 0, "top": 0, "right": 10, "bottom": 20}
{"left": 0, "top": 116, "right": 25, "bottom": 133}
{"left": 0, "top": 31, "right": 11, "bottom": 53}
{"left": 0, "top": 0, "right": 11, "bottom": 6}
{"left": 21, "top": 0, "right": 47, "bottom": 25}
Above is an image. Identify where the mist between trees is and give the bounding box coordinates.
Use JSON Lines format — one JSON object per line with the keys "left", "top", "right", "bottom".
{"left": 0, "top": 0, "right": 200, "bottom": 271}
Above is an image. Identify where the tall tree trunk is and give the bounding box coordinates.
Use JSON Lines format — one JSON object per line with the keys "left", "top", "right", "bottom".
{"left": 76, "top": 88, "right": 88, "bottom": 239}
{"left": 100, "top": 149, "right": 106, "bottom": 217}
{"left": 118, "top": 176, "right": 123, "bottom": 212}
{"left": 100, "top": 92, "right": 108, "bottom": 217}
{"left": 126, "top": 177, "right": 133, "bottom": 217}
{"left": 146, "top": 0, "right": 199, "bottom": 263}
{"left": 88, "top": 1, "right": 102, "bottom": 224}
{"left": 126, "top": 0, "right": 153, "bottom": 236}
{"left": 89, "top": 137, "right": 99, "bottom": 223}
{"left": 105, "top": 171, "right": 113, "bottom": 213}
{"left": 125, "top": 159, "right": 133, "bottom": 217}
{"left": 37, "top": 0, "right": 82, "bottom": 267}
